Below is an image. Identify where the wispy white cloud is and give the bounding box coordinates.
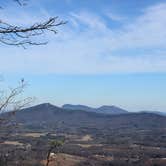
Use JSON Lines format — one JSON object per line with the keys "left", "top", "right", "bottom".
{"left": 70, "top": 11, "right": 108, "bottom": 31}
{"left": 0, "top": 2, "right": 166, "bottom": 74}
{"left": 106, "top": 12, "right": 126, "bottom": 22}
{"left": 119, "top": 3, "right": 166, "bottom": 49}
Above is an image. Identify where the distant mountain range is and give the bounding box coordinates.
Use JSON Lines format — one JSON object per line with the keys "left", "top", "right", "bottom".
{"left": 62, "top": 104, "right": 128, "bottom": 115}
{"left": 139, "top": 110, "right": 166, "bottom": 116}
{"left": 9, "top": 103, "right": 166, "bottom": 132}
{"left": 1, "top": 103, "right": 165, "bottom": 117}
{"left": 1, "top": 103, "right": 166, "bottom": 130}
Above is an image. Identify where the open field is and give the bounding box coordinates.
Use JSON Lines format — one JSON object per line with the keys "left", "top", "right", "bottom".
{"left": 0, "top": 125, "right": 166, "bottom": 166}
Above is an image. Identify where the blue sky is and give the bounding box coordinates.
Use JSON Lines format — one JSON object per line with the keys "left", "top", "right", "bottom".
{"left": 0, "top": 0, "right": 166, "bottom": 111}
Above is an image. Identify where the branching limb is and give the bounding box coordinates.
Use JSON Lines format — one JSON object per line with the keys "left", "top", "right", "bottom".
{"left": 0, "top": 79, "right": 34, "bottom": 115}
{"left": 0, "top": 1, "right": 66, "bottom": 47}
{"left": 0, "top": 17, "right": 66, "bottom": 47}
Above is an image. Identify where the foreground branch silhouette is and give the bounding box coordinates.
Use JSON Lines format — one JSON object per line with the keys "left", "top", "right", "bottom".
{"left": 0, "top": 0, "right": 66, "bottom": 47}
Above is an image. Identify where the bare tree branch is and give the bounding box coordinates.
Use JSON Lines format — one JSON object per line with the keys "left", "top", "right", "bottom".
{"left": 0, "top": 17, "right": 66, "bottom": 47}
{"left": 0, "top": 79, "right": 34, "bottom": 115}
{"left": 0, "top": 1, "right": 66, "bottom": 47}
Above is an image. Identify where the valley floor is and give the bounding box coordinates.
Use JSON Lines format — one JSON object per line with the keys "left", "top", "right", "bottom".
{"left": 0, "top": 128, "right": 166, "bottom": 166}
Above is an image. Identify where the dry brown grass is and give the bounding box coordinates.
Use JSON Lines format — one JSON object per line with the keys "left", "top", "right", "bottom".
{"left": 22, "top": 132, "right": 46, "bottom": 138}
{"left": 1, "top": 141, "right": 24, "bottom": 146}
{"left": 77, "top": 143, "right": 102, "bottom": 148}
{"left": 41, "top": 153, "right": 85, "bottom": 166}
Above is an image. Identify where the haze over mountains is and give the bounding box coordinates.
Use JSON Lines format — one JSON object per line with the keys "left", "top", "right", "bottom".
{"left": 1, "top": 103, "right": 165, "bottom": 117}
{"left": 62, "top": 104, "right": 128, "bottom": 115}
{"left": 7, "top": 103, "right": 165, "bottom": 131}
{"left": 62, "top": 104, "right": 166, "bottom": 116}
{"left": 1, "top": 103, "right": 166, "bottom": 131}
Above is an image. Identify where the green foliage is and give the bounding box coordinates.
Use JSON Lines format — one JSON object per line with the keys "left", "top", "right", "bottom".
{"left": 49, "top": 139, "right": 65, "bottom": 148}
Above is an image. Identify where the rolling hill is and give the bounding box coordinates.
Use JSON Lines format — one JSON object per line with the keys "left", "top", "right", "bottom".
{"left": 9, "top": 103, "right": 166, "bottom": 132}
{"left": 62, "top": 104, "right": 128, "bottom": 115}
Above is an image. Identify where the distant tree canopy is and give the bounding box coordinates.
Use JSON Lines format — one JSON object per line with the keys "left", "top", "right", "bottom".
{"left": 0, "top": 0, "right": 66, "bottom": 47}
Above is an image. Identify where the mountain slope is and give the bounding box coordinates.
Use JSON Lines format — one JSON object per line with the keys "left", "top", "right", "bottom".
{"left": 62, "top": 104, "right": 128, "bottom": 115}
{"left": 9, "top": 103, "right": 166, "bottom": 133}
{"left": 140, "top": 110, "right": 166, "bottom": 116}
{"left": 62, "top": 104, "right": 95, "bottom": 112}
{"left": 96, "top": 105, "right": 128, "bottom": 114}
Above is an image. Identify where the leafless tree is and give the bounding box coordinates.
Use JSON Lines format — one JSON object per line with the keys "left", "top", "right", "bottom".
{"left": 0, "top": 78, "right": 33, "bottom": 124}
{"left": 0, "top": 0, "right": 66, "bottom": 48}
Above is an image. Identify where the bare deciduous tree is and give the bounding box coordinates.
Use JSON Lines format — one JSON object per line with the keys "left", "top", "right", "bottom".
{"left": 0, "top": 79, "right": 33, "bottom": 124}
{"left": 0, "top": 0, "right": 66, "bottom": 48}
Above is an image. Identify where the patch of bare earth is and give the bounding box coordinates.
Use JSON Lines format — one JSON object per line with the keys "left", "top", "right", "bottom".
{"left": 0, "top": 141, "right": 24, "bottom": 146}
{"left": 92, "top": 154, "right": 114, "bottom": 161}
{"left": 22, "top": 132, "right": 46, "bottom": 138}
{"left": 77, "top": 143, "right": 102, "bottom": 148}
{"left": 41, "top": 153, "right": 86, "bottom": 166}
{"left": 75, "top": 134, "right": 93, "bottom": 142}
